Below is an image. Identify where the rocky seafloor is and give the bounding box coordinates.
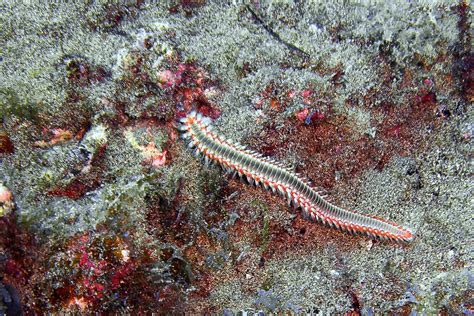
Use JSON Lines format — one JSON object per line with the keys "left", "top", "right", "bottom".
{"left": 0, "top": 1, "right": 472, "bottom": 314}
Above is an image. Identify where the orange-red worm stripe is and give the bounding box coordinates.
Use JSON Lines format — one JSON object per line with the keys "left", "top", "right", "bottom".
{"left": 179, "top": 111, "right": 414, "bottom": 242}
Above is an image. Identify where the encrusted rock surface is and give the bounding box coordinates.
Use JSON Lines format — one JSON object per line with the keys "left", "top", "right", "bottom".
{"left": 0, "top": 1, "right": 472, "bottom": 314}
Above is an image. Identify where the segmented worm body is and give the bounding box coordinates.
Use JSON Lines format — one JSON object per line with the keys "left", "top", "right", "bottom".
{"left": 179, "top": 111, "right": 414, "bottom": 242}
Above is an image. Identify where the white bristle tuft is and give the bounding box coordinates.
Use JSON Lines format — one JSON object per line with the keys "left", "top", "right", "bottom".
{"left": 278, "top": 186, "right": 285, "bottom": 195}
{"left": 202, "top": 117, "right": 212, "bottom": 126}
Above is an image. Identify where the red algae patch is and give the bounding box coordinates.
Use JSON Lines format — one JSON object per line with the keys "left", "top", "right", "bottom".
{"left": 0, "top": 130, "right": 14, "bottom": 154}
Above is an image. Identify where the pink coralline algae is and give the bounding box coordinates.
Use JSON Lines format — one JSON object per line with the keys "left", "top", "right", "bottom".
{"left": 296, "top": 108, "right": 309, "bottom": 121}
{"left": 296, "top": 108, "right": 325, "bottom": 125}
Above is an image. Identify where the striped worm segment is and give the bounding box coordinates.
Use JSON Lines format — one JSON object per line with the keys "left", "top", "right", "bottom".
{"left": 179, "top": 111, "right": 414, "bottom": 242}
